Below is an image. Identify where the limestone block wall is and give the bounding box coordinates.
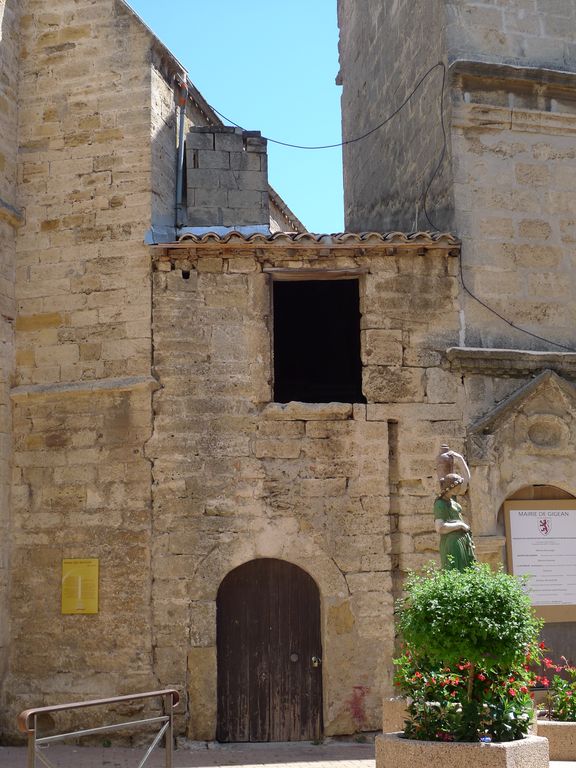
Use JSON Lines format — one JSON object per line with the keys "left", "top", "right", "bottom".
{"left": 149, "top": 240, "right": 463, "bottom": 738}
{"left": 152, "top": 76, "right": 303, "bottom": 236}
{"left": 0, "top": 0, "right": 19, "bottom": 711}
{"left": 4, "top": 0, "right": 165, "bottom": 734}
{"left": 7, "top": 384, "right": 156, "bottom": 719}
{"left": 15, "top": 0, "right": 154, "bottom": 387}
{"left": 446, "top": 0, "right": 576, "bottom": 71}
{"left": 151, "top": 65, "right": 178, "bottom": 231}
{"left": 452, "top": 72, "right": 576, "bottom": 350}
{"left": 338, "top": 2, "right": 576, "bottom": 352}
{"left": 337, "top": 0, "right": 453, "bottom": 232}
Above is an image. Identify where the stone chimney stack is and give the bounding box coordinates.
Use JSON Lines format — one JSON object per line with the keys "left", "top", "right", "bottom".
{"left": 185, "top": 126, "right": 269, "bottom": 229}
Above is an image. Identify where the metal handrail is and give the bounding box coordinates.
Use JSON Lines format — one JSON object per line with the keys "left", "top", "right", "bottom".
{"left": 18, "top": 689, "right": 180, "bottom": 768}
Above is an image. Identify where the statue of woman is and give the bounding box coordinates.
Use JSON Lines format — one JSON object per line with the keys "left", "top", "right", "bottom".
{"left": 434, "top": 446, "right": 476, "bottom": 571}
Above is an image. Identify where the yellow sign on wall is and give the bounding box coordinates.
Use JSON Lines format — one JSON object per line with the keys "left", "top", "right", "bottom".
{"left": 61, "top": 559, "right": 99, "bottom": 615}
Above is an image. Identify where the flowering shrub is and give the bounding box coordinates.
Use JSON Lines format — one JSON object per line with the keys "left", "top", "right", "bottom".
{"left": 394, "top": 563, "right": 542, "bottom": 742}
{"left": 394, "top": 651, "right": 536, "bottom": 742}
{"left": 540, "top": 656, "right": 576, "bottom": 721}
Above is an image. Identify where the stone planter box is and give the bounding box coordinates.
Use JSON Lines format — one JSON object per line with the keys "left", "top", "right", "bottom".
{"left": 376, "top": 732, "right": 548, "bottom": 768}
{"left": 536, "top": 719, "right": 576, "bottom": 760}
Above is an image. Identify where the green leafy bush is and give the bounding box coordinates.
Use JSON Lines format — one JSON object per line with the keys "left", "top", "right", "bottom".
{"left": 394, "top": 563, "right": 542, "bottom": 742}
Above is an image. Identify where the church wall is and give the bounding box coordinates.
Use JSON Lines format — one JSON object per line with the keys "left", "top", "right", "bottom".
{"left": 4, "top": 0, "right": 159, "bottom": 735}
{"left": 338, "top": 2, "right": 576, "bottom": 349}
{"left": 0, "top": 0, "right": 20, "bottom": 717}
{"left": 151, "top": 66, "right": 178, "bottom": 231}
{"left": 445, "top": 0, "right": 576, "bottom": 71}
{"left": 337, "top": 0, "right": 453, "bottom": 233}
{"left": 150, "top": 242, "right": 462, "bottom": 737}
{"left": 451, "top": 76, "right": 576, "bottom": 350}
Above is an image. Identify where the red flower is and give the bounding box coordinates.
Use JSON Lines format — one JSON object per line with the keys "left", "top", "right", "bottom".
{"left": 414, "top": 671, "right": 423, "bottom": 679}
{"left": 509, "top": 689, "right": 516, "bottom": 697}
{"left": 567, "top": 691, "right": 573, "bottom": 697}
{"left": 541, "top": 677, "right": 550, "bottom": 688}
{"left": 544, "top": 658, "right": 555, "bottom": 669}
{"left": 477, "top": 673, "right": 486, "bottom": 682}
{"left": 539, "top": 642, "right": 546, "bottom": 649}
{"left": 520, "top": 686, "right": 528, "bottom": 694}
{"left": 508, "top": 676, "right": 515, "bottom": 683}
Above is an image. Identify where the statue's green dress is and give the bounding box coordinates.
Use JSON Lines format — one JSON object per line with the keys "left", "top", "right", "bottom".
{"left": 434, "top": 496, "right": 476, "bottom": 570}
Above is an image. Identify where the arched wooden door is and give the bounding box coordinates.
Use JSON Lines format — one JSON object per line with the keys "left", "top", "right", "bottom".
{"left": 216, "top": 558, "right": 323, "bottom": 742}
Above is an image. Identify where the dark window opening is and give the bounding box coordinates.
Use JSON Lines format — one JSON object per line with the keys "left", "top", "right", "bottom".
{"left": 273, "top": 279, "right": 365, "bottom": 404}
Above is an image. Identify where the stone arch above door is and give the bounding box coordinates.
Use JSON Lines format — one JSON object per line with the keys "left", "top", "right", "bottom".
{"left": 188, "top": 531, "right": 349, "bottom": 603}
{"left": 185, "top": 529, "right": 352, "bottom": 741}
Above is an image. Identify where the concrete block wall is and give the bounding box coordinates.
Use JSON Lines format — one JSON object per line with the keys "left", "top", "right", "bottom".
{"left": 186, "top": 127, "right": 269, "bottom": 227}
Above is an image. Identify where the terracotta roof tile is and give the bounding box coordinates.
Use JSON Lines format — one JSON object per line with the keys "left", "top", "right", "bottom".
{"left": 174, "top": 231, "right": 459, "bottom": 246}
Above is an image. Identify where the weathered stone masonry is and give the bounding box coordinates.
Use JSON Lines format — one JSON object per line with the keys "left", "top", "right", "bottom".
{"left": 0, "top": 0, "right": 303, "bottom": 740}
{"left": 0, "top": 0, "right": 21, "bottom": 704}
{"left": 149, "top": 233, "right": 464, "bottom": 737}
{"left": 5, "top": 0, "right": 576, "bottom": 745}
{"left": 338, "top": 0, "right": 576, "bottom": 351}
{"left": 337, "top": 0, "right": 576, "bottom": 699}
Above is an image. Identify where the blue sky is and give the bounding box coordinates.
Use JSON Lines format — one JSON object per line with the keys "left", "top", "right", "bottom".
{"left": 128, "top": 0, "right": 344, "bottom": 233}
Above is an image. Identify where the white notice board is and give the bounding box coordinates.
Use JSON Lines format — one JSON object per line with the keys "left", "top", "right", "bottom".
{"left": 504, "top": 500, "right": 576, "bottom": 622}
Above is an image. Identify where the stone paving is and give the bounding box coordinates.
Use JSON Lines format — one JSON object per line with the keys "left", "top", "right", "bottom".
{"left": 0, "top": 740, "right": 574, "bottom": 768}
{"left": 0, "top": 740, "right": 375, "bottom": 768}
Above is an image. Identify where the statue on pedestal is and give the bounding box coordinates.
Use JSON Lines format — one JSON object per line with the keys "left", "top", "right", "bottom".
{"left": 434, "top": 444, "right": 476, "bottom": 570}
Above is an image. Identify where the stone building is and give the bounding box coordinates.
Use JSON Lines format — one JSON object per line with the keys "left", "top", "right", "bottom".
{"left": 338, "top": 0, "right": 576, "bottom": 714}
{"left": 1, "top": 0, "right": 576, "bottom": 747}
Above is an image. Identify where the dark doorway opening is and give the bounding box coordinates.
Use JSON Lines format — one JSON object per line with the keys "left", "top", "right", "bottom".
{"left": 273, "top": 279, "right": 365, "bottom": 404}
{"left": 216, "top": 558, "right": 323, "bottom": 742}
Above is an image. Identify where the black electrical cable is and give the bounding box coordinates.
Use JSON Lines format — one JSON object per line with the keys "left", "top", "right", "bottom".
{"left": 422, "top": 63, "right": 447, "bottom": 231}
{"left": 207, "top": 63, "right": 576, "bottom": 353}
{"left": 208, "top": 62, "right": 447, "bottom": 151}
{"left": 420, "top": 68, "right": 576, "bottom": 351}
{"left": 458, "top": 251, "right": 576, "bottom": 353}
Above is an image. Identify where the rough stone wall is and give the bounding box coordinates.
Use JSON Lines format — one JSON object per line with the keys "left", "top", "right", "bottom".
{"left": 150, "top": 242, "right": 462, "bottom": 738}
{"left": 446, "top": 0, "right": 576, "bottom": 71}
{"left": 0, "top": 0, "right": 19, "bottom": 716}
{"left": 338, "top": 0, "right": 453, "bottom": 232}
{"left": 4, "top": 0, "right": 160, "bottom": 733}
